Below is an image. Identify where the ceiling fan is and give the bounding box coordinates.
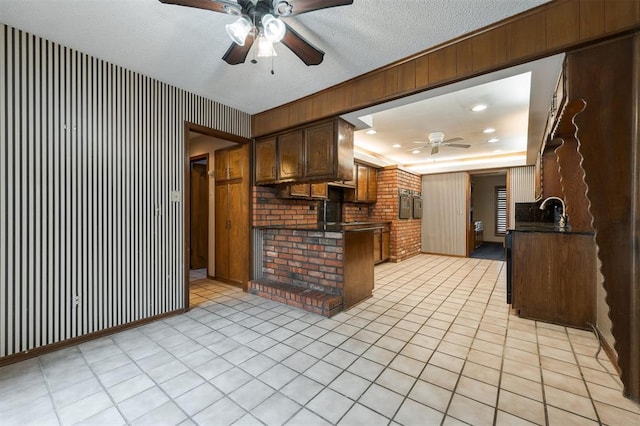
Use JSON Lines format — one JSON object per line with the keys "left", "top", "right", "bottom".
{"left": 410, "top": 131, "right": 470, "bottom": 155}
{"left": 158, "top": 0, "right": 353, "bottom": 66}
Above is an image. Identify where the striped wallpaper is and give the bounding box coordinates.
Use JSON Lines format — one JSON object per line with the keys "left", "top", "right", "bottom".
{"left": 0, "top": 24, "right": 251, "bottom": 359}
{"left": 508, "top": 166, "right": 536, "bottom": 227}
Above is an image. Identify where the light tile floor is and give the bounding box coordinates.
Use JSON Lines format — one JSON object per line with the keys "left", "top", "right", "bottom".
{"left": 1, "top": 255, "right": 639, "bottom": 425}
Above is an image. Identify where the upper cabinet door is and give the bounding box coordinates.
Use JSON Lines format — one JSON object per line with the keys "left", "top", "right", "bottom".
{"left": 356, "top": 164, "right": 369, "bottom": 202}
{"left": 255, "top": 138, "right": 277, "bottom": 184}
{"left": 278, "top": 130, "right": 304, "bottom": 181}
{"left": 215, "top": 149, "right": 229, "bottom": 181}
{"left": 227, "top": 146, "right": 244, "bottom": 180}
{"left": 304, "top": 121, "right": 335, "bottom": 179}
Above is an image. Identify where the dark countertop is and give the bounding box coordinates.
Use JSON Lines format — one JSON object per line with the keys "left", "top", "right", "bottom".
{"left": 509, "top": 222, "right": 594, "bottom": 235}
{"left": 258, "top": 221, "right": 391, "bottom": 232}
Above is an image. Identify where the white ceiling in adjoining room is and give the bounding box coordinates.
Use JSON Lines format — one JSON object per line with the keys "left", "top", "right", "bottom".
{"left": 344, "top": 54, "right": 565, "bottom": 175}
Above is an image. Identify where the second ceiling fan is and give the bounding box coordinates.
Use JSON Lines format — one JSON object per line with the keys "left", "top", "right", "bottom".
{"left": 411, "top": 131, "right": 470, "bottom": 155}
{"left": 159, "top": 0, "right": 353, "bottom": 66}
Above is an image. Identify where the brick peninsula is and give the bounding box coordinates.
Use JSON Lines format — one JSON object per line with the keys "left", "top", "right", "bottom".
{"left": 249, "top": 222, "right": 391, "bottom": 317}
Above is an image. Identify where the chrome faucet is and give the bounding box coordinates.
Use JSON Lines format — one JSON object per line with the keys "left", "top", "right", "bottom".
{"left": 540, "top": 196, "right": 568, "bottom": 228}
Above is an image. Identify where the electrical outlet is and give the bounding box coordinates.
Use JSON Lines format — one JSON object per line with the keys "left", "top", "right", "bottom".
{"left": 73, "top": 295, "right": 80, "bottom": 306}
{"left": 170, "top": 191, "right": 181, "bottom": 203}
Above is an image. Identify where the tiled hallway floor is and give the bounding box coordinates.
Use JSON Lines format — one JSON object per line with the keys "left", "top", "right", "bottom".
{"left": 1, "top": 255, "right": 639, "bottom": 425}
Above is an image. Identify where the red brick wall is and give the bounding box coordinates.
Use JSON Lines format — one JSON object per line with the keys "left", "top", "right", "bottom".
{"left": 253, "top": 167, "right": 422, "bottom": 263}
{"left": 252, "top": 186, "right": 318, "bottom": 227}
{"left": 343, "top": 202, "right": 370, "bottom": 222}
{"left": 370, "top": 166, "right": 422, "bottom": 262}
{"left": 261, "top": 229, "right": 344, "bottom": 295}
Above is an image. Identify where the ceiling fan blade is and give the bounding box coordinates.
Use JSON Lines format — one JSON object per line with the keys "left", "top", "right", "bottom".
{"left": 442, "top": 137, "right": 463, "bottom": 144}
{"left": 222, "top": 35, "right": 255, "bottom": 65}
{"left": 431, "top": 146, "right": 439, "bottom": 155}
{"left": 158, "top": 0, "right": 241, "bottom": 14}
{"left": 288, "top": 0, "right": 353, "bottom": 15}
{"left": 446, "top": 143, "right": 471, "bottom": 148}
{"left": 281, "top": 24, "right": 324, "bottom": 65}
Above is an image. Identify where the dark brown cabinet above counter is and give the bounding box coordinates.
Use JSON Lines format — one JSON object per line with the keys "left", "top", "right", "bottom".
{"left": 255, "top": 117, "right": 354, "bottom": 185}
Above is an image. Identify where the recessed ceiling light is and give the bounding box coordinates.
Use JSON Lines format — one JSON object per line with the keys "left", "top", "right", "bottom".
{"left": 392, "top": 144, "right": 402, "bottom": 148}
{"left": 471, "top": 104, "right": 487, "bottom": 112}
{"left": 487, "top": 138, "right": 499, "bottom": 143}
{"left": 412, "top": 150, "right": 421, "bottom": 154}
{"left": 366, "top": 129, "right": 377, "bottom": 135}
{"left": 483, "top": 128, "right": 496, "bottom": 134}
{"left": 493, "top": 149, "right": 503, "bottom": 153}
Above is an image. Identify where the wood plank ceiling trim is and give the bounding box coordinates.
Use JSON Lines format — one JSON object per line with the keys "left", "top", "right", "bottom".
{"left": 252, "top": 0, "right": 640, "bottom": 137}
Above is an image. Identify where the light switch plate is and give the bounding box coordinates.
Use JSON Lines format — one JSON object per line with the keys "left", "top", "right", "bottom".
{"left": 170, "top": 190, "right": 181, "bottom": 202}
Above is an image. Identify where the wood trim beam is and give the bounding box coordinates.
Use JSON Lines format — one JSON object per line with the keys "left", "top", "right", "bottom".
{"left": 252, "top": 0, "right": 640, "bottom": 137}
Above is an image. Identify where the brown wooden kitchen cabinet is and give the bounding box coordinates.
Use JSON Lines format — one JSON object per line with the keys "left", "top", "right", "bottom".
{"left": 372, "top": 224, "right": 391, "bottom": 264}
{"left": 215, "top": 145, "right": 244, "bottom": 181}
{"left": 510, "top": 231, "right": 595, "bottom": 329}
{"left": 278, "top": 130, "right": 304, "bottom": 181}
{"left": 255, "top": 138, "right": 277, "bottom": 183}
{"left": 345, "top": 162, "right": 378, "bottom": 203}
{"left": 214, "top": 145, "right": 249, "bottom": 287}
{"left": 277, "top": 183, "right": 328, "bottom": 199}
{"left": 255, "top": 117, "right": 354, "bottom": 185}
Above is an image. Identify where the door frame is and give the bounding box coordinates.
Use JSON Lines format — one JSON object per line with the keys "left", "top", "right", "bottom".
{"left": 189, "top": 153, "right": 210, "bottom": 274}
{"left": 183, "top": 122, "right": 251, "bottom": 311}
{"left": 466, "top": 168, "right": 509, "bottom": 257}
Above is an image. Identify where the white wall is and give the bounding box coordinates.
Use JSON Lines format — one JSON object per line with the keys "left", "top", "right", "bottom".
{"left": 422, "top": 172, "right": 468, "bottom": 256}
{"left": 0, "top": 24, "right": 251, "bottom": 358}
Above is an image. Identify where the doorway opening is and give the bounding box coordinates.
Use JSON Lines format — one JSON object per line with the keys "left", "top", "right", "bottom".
{"left": 183, "top": 122, "right": 251, "bottom": 310}
{"left": 468, "top": 171, "right": 507, "bottom": 260}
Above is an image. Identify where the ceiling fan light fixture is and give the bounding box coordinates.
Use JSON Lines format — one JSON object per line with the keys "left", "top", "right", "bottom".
{"left": 225, "top": 17, "right": 252, "bottom": 46}
{"left": 428, "top": 131, "right": 445, "bottom": 143}
{"left": 257, "top": 37, "right": 278, "bottom": 57}
{"left": 262, "top": 14, "right": 286, "bottom": 43}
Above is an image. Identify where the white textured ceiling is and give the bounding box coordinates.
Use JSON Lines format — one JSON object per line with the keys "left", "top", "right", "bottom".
{"left": 344, "top": 54, "right": 564, "bottom": 174}
{"left": 0, "top": 0, "right": 550, "bottom": 115}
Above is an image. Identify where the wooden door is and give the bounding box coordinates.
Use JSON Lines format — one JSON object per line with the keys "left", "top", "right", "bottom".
{"left": 382, "top": 230, "right": 390, "bottom": 261}
{"left": 373, "top": 229, "right": 382, "bottom": 263}
{"left": 310, "top": 183, "right": 328, "bottom": 199}
{"left": 190, "top": 162, "right": 208, "bottom": 269}
{"left": 304, "top": 122, "right": 335, "bottom": 178}
{"left": 278, "top": 130, "right": 304, "bottom": 180}
{"left": 227, "top": 146, "right": 244, "bottom": 180}
{"left": 356, "top": 164, "right": 369, "bottom": 202}
{"left": 289, "top": 184, "right": 310, "bottom": 197}
{"left": 228, "top": 181, "right": 247, "bottom": 284}
{"left": 367, "top": 168, "right": 377, "bottom": 202}
{"left": 215, "top": 184, "right": 230, "bottom": 280}
{"left": 255, "top": 138, "right": 277, "bottom": 183}
{"left": 215, "top": 150, "right": 228, "bottom": 181}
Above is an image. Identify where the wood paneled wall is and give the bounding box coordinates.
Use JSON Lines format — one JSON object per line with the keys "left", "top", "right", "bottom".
{"left": 252, "top": 0, "right": 640, "bottom": 137}
{"left": 0, "top": 24, "right": 251, "bottom": 359}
